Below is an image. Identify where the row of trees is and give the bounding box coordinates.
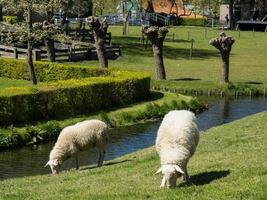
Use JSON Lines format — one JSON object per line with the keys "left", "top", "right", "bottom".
{"left": 143, "top": 25, "right": 235, "bottom": 83}
{"left": 0, "top": 0, "right": 118, "bottom": 85}
{"left": 1, "top": 0, "right": 93, "bottom": 21}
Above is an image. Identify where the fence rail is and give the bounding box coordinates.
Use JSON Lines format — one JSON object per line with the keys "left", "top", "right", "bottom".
{"left": 0, "top": 44, "right": 122, "bottom": 61}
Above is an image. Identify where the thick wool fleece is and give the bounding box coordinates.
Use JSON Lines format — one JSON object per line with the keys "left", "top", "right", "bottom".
{"left": 155, "top": 110, "right": 199, "bottom": 168}
{"left": 50, "top": 120, "right": 108, "bottom": 163}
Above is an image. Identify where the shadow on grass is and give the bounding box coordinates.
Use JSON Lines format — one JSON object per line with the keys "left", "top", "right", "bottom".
{"left": 112, "top": 36, "right": 218, "bottom": 60}
{"left": 179, "top": 170, "right": 230, "bottom": 187}
{"left": 243, "top": 81, "right": 263, "bottom": 85}
{"left": 150, "top": 91, "right": 164, "bottom": 100}
{"left": 81, "top": 159, "right": 132, "bottom": 170}
{"left": 169, "top": 78, "right": 201, "bottom": 82}
{"left": 104, "top": 159, "right": 132, "bottom": 166}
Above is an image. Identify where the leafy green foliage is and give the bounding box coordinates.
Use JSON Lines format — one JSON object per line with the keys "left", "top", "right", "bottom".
{"left": 0, "top": 58, "right": 110, "bottom": 81}
{"left": 2, "top": 15, "right": 18, "bottom": 24}
{"left": 0, "top": 58, "right": 150, "bottom": 126}
{"left": 0, "top": 92, "right": 204, "bottom": 150}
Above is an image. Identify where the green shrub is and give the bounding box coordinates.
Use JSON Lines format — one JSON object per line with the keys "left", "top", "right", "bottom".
{"left": 3, "top": 16, "right": 18, "bottom": 24}
{"left": 0, "top": 71, "right": 150, "bottom": 126}
{"left": 0, "top": 93, "right": 205, "bottom": 150}
{"left": 0, "top": 58, "right": 110, "bottom": 81}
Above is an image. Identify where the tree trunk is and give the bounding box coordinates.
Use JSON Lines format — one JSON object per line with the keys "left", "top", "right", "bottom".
{"left": 123, "top": 20, "right": 128, "bottom": 35}
{"left": 0, "top": 5, "right": 3, "bottom": 21}
{"left": 44, "top": 38, "right": 56, "bottom": 62}
{"left": 88, "top": 16, "right": 109, "bottom": 68}
{"left": 142, "top": 26, "right": 168, "bottom": 80}
{"left": 229, "top": 0, "right": 234, "bottom": 29}
{"left": 220, "top": 51, "right": 230, "bottom": 83}
{"left": 27, "top": 1, "right": 37, "bottom": 85}
{"left": 152, "top": 44, "right": 166, "bottom": 80}
{"left": 46, "top": 7, "right": 54, "bottom": 23}
{"left": 95, "top": 37, "right": 108, "bottom": 68}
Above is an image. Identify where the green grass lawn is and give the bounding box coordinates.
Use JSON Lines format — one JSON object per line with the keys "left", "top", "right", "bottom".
{"left": 0, "top": 77, "right": 30, "bottom": 89}
{"left": 72, "top": 25, "right": 267, "bottom": 92}
{"left": 1, "top": 111, "right": 266, "bottom": 200}
{"left": 2, "top": 26, "right": 266, "bottom": 93}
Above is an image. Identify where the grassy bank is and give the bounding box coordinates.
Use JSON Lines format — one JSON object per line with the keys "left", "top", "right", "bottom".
{"left": 1, "top": 110, "right": 266, "bottom": 199}
{"left": 0, "top": 92, "right": 204, "bottom": 150}
{"left": 72, "top": 26, "right": 267, "bottom": 95}
{"left": 0, "top": 77, "right": 30, "bottom": 89}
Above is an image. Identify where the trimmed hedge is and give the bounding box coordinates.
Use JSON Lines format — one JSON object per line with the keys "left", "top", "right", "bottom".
{"left": 0, "top": 58, "right": 110, "bottom": 82}
{"left": 0, "top": 93, "right": 205, "bottom": 149}
{"left": 0, "top": 58, "right": 151, "bottom": 126}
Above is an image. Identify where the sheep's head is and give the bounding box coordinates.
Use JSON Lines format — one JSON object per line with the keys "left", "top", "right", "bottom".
{"left": 44, "top": 159, "right": 61, "bottom": 174}
{"left": 155, "top": 164, "right": 184, "bottom": 188}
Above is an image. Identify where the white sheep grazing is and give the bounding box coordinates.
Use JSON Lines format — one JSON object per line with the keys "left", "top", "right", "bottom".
{"left": 155, "top": 110, "right": 199, "bottom": 188}
{"left": 45, "top": 119, "right": 108, "bottom": 174}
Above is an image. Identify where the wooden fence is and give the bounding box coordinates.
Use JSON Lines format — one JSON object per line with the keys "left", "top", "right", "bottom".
{"left": 68, "top": 30, "right": 112, "bottom": 45}
{"left": 0, "top": 44, "right": 122, "bottom": 61}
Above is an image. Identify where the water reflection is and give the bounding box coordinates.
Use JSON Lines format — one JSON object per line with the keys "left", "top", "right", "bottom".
{"left": 1, "top": 97, "right": 267, "bottom": 180}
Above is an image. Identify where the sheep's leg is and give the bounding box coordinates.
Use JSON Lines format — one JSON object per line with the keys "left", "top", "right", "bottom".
{"left": 75, "top": 156, "right": 79, "bottom": 170}
{"left": 183, "top": 167, "right": 190, "bottom": 184}
{"left": 97, "top": 150, "right": 105, "bottom": 167}
{"left": 97, "top": 152, "right": 102, "bottom": 167}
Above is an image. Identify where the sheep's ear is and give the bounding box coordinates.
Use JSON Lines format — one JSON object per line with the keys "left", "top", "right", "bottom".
{"left": 44, "top": 161, "right": 50, "bottom": 168}
{"left": 154, "top": 167, "right": 162, "bottom": 175}
{"left": 174, "top": 165, "right": 184, "bottom": 174}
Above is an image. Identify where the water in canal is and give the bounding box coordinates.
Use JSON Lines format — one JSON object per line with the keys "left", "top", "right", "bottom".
{"left": 1, "top": 97, "right": 267, "bottom": 180}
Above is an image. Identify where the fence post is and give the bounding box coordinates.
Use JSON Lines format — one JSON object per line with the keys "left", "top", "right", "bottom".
{"left": 190, "top": 39, "right": 194, "bottom": 59}
{"left": 119, "top": 46, "right": 122, "bottom": 56}
{"left": 69, "top": 47, "right": 73, "bottom": 61}
{"left": 13, "top": 47, "right": 18, "bottom": 59}
{"left": 87, "top": 48, "right": 92, "bottom": 60}
{"left": 33, "top": 50, "right": 41, "bottom": 61}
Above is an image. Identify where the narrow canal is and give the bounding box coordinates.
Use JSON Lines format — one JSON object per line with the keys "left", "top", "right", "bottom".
{"left": 1, "top": 97, "right": 267, "bottom": 180}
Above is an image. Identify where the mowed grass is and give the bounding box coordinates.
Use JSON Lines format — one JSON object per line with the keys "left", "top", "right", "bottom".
{"left": 0, "top": 77, "right": 30, "bottom": 89}
{"left": 1, "top": 111, "right": 266, "bottom": 200}
{"left": 73, "top": 25, "right": 267, "bottom": 90}
{"left": 2, "top": 26, "right": 266, "bottom": 91}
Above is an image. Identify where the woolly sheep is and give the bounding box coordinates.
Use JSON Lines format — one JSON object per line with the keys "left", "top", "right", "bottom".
{"left": 155, "top": 110, "right": 199, "bottom": 188}
{"left": 45, "top": 119, "right": 108, "bottom": 174}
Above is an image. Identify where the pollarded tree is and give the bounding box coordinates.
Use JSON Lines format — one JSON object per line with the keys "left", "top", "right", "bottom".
{"left": 1, "top": 0, "right": 37, "bottom": 84}
{"left": 142, "top": 26, "right": 168, "bottom": 80}
{"left": 87, "top": 16, "right": 109, "bottom": 68}
{"left": 209, "top": 32, "right": 235, "bottom": 83}
{"left": 32, "top": 21, "right": 61, "bottom": 62}
{"left": 26, "top": 0, "right": 37, "bottom": 84}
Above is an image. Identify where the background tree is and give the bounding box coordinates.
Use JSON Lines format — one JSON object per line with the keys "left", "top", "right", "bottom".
{"left": 142, "top": 26, "right": 168, "bottom": 80}
{"left": 26, "top": 0, "right": 37, "bottom": 84}
{"left": 229, "top": 0, "right": 234, "bottom": 29}
{"left": 0, "top": 4, "right": 2, "bottom": 21}
{"left": 32, "top": 21, "right": 62, "bottom": 62}
{"left": 93, "top": 0, "right": 119, "bottom": 16}
{"left": 87, "top": 16, "right": 109, "bottom": 68}
{"left": 0, "top": 0, "right": 37, "bottom": 84}
{"left": 122, "top": 0, "right": 133, "bottom": 35}
{"left": 73, "top": 0, "right": 93, "bottom": 17}
{"left": 184, "top": 0, "right": 221, "bottom": 16}
{"left": 209, "top": 32, "right": 235, "bottom": 83}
